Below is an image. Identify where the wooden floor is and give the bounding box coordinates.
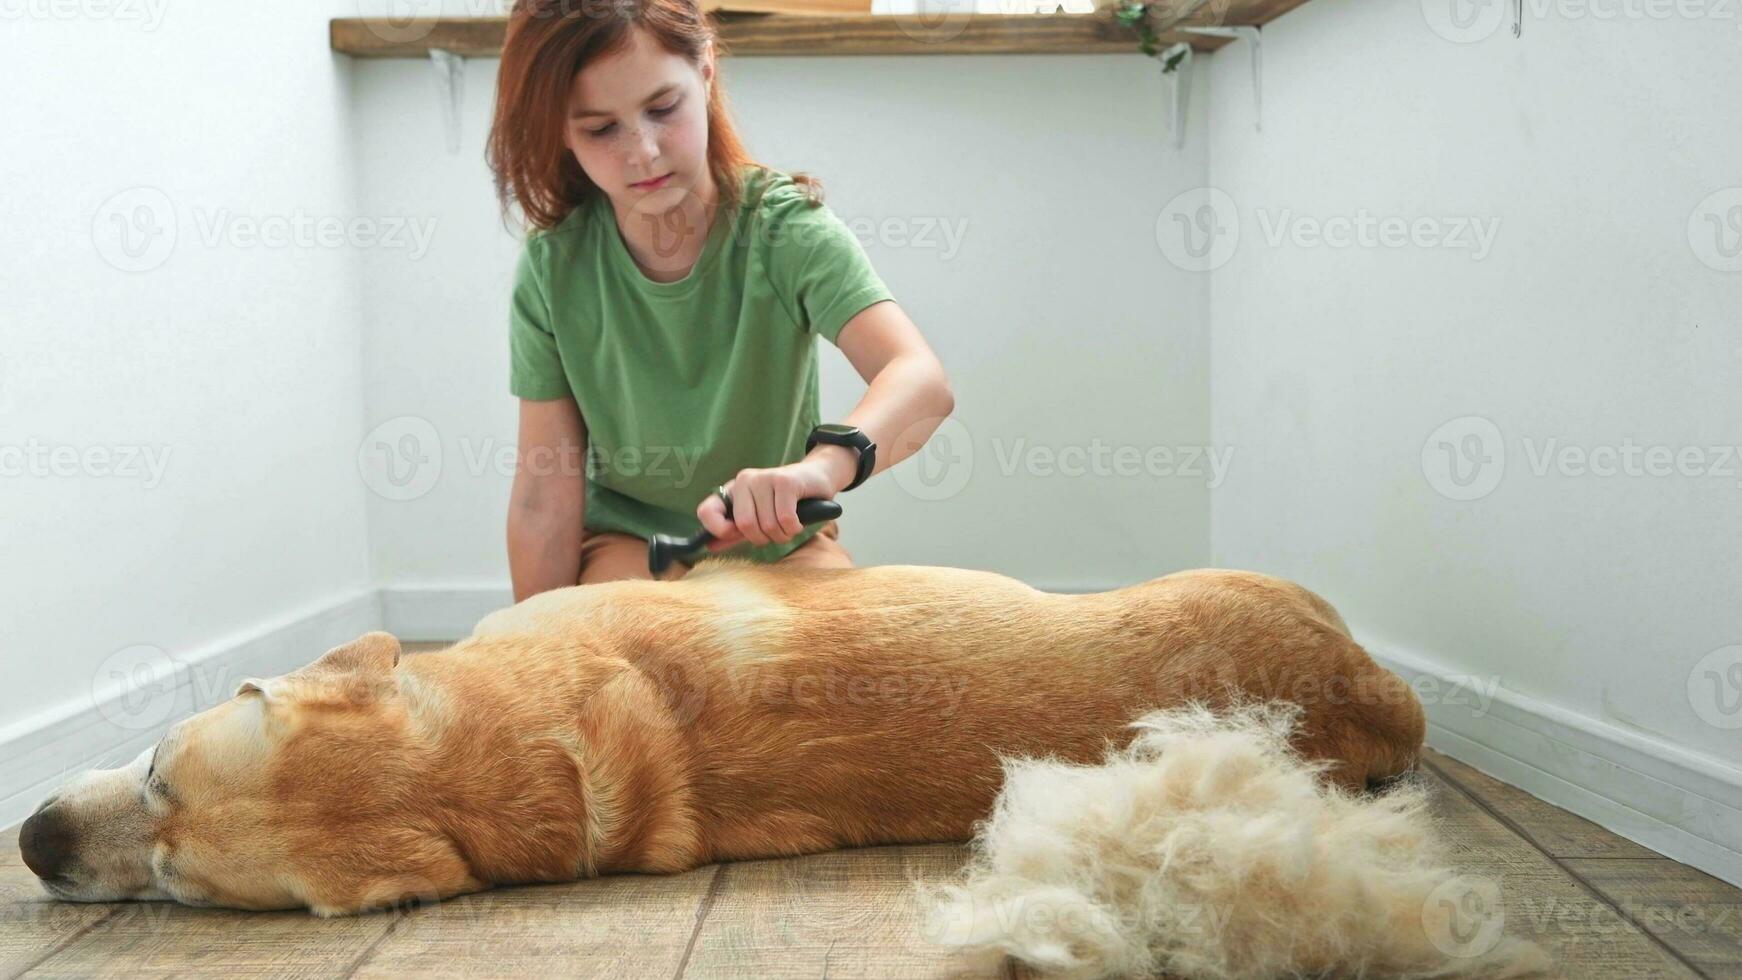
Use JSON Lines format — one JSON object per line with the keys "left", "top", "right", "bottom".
{"left": 3, "top": 751, "right": 1738, "bottom": 978}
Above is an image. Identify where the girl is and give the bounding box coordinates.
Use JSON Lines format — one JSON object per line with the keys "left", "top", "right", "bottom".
{"left": 488, "top": 0, "right": 955, "bottom": 600}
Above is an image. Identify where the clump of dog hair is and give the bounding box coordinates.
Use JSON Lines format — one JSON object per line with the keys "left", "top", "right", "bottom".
{"left": 914, "top": 701, "right": 1550, "bottom": 979}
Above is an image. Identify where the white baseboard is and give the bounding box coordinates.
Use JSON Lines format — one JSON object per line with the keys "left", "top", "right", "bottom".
{"left": 380, "top": 585, "right": 513, "bottom": 642}
{"left": 1362, "top": 633, "right": 1742, "bottom": 890}
{"left": 0, "top": 590, "right": 382, "bottom": 832}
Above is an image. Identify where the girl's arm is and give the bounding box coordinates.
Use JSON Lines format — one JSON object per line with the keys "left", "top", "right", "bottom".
{"left": 811, "top": 299, "right": 956, "bottom": 488}
{"left": 508, "top": 396, "right": 589, "bottom": 602}
{"left": 700, "top": 300, "right": 955, "bottom": 548}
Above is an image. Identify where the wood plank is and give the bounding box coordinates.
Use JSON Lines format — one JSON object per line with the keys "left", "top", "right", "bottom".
{"left": 1418, "top": 765, "right": 1702, "bottom": 977}
{"left": 0, "top": 851, "right": 123, "bottom": 978}
{"left": 1425, "top": 749, "right": 1662, "bottom": 860}
{"left": 349, "top": 867, "right": 720, "bottom": 978}
{"left": 329, "top": 13, "right": 1237, "bottom": 59}
{"left": 681, "top": 844, "right": 1009, "bottom": 978}
{"left": 1564, "top": 858, "right": 1742, "bottom": 974}
{"left": 13, "top": 896, "right": 393, "bottom": 978}
{"left": 6, "top": 756, "right": 1714, "bottom": 978}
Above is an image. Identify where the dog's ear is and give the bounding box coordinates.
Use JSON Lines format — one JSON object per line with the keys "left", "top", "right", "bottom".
{"left": 308, "top": 631, "right": 403, "bottom": 675}
{"left": 236, "top": 677, "right": 274, "bottom": 698}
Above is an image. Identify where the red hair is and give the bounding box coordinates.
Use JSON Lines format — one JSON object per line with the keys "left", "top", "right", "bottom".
{"left": 487, "top": 0, "right": 823, "bottom": 232}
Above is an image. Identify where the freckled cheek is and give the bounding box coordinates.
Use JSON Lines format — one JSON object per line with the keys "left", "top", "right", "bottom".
{"left": 650, "top": 124, "right": 704, "bottom": 171}
{"left": 570, "top": 138, "right": 621, "bottom": 182}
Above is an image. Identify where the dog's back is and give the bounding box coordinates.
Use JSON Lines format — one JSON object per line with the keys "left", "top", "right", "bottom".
{"left": 572, "top": 561, "right": 1428, "bottom": 864}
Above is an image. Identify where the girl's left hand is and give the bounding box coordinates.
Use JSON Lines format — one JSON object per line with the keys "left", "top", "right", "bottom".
{"left": 696, "top": 460, "right": 839, "bottom": 551}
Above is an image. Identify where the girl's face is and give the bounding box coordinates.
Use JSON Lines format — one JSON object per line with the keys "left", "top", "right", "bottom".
{"left": 564, "top": 27, "right": 715, "bottom": 217}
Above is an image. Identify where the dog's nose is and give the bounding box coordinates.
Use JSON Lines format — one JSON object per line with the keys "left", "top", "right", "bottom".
{"left": 19, "top": 800, "right": 77, "bottom": 882}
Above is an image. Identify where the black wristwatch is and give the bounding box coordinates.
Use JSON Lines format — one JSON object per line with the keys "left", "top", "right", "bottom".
{"left": 805, "top": 423, "right": 876, "bottom": 492}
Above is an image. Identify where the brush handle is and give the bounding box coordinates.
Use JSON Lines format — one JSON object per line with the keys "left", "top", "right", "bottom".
{"left": 646, "top": 497, "right": 843, "bottom": 577}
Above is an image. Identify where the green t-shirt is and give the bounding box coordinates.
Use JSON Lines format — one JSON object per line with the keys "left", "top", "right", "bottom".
{"left": 508, "top": 166, "right": 894, "bottom": 563}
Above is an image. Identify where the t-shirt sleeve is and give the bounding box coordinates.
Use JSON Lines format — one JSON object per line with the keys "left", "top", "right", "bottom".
{"left": 765, "top": 191, "right": 896, "bottom": 345}
{"left": 507, "top": 239, "right": 573, "bottom": 400}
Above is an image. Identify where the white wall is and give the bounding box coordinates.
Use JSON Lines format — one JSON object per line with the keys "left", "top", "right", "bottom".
{"left": 0, "top": 1, "right": 375, "bottom": 817}
{"left": 352, "top": 52, "right": 1215, "bottom": 596}
{"left": 1205, "top": 0, "right": 1742, "bottom": 880}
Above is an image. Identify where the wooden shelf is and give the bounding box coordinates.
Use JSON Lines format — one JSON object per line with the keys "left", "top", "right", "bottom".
{"left": 330, "top": 7, "right": 1295, "bottom": 59}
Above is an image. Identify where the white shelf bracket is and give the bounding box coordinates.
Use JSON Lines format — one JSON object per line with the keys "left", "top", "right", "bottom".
{"left": 1159, "top": 42, "right": 1194, "bottom": 149}
{"left": 1180, "top": 26, "right": 1263, "bottom": 133}
{"left": 430, "top": 48, "right": 465, "bottom": 154}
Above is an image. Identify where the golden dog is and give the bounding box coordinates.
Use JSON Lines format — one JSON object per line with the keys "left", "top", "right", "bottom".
{"left": 19, "top": 561, "right": 1425, "bottom": 916}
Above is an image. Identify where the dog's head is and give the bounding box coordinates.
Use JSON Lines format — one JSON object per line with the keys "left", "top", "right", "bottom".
{"left": 19, "top": 632, "right": 486, "bottom": 916}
